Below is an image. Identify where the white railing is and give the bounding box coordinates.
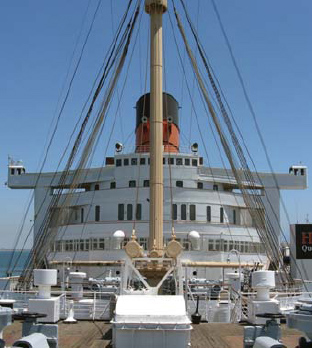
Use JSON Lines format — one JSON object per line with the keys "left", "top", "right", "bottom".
{"left": 0, "top": 289, "right": 116, "bottom": 321}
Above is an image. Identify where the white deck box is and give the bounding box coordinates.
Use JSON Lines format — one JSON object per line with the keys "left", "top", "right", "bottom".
{"left": 112, "top": 295, "right": 192, "bottom": 348}
{"left": 29, "top": 297, "right": 60, "bottom": 323}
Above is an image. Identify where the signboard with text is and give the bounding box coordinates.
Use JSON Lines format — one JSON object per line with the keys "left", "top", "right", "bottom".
{"left": 296, "top": 224, "right": 312, "bottom": 259}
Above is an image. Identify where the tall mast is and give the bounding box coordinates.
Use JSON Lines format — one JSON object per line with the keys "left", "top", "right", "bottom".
{"left": 145, "top": 0, "right": 167, "bottom": 257}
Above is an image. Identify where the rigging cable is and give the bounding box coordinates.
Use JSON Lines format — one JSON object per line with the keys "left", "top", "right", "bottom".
{"left": 30, "top": 4, "right": 138, "bottom": 266}
{"left": 177, "top": 0, "right": 290, "bottom": 277}
{"left": 167, "top": 7, "right": 238, "bottom": 251}
{"left": 18, "top": 0, "right": 139, "bottom": 287}
{"left": 14, "top": 5, "right": 133, "bottom": 283}
{"left": 132, "top": 16, "right": 149, "bottom": 237}
{"left": 6, "top": 0, "right": 101, "bottom": 277}
{"left": 209, "top": 0, "right": 310, "bottom": 285}
{"left": 172, "top": 1, "right": 288, "bottom": 281}
{"left": 68, "top": 0, "right": 144, "bottom": 261}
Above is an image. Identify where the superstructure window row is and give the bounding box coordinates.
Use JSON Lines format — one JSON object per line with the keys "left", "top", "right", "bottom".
{"left": 92, "top": 180, "right": 220, "bottom": 191}
{"left": 115, "top": 157, "right": 203, "bottom": 167}
{"left": 52, "top": 237, "right": 265, "bottom": 254}
{"left": 171, "top": 204, "right": 238, "bottom": 224}
{"left": 172, "top": 204, "right": 196, "bottom": 221}
{"left": 58, "top": 203, "right": 241, "bottom": 225}
{"left": 118, "top": 203, "right": 142, "bottom": 221}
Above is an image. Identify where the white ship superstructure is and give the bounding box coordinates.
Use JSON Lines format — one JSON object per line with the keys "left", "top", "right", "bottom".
{"left": 7, "top": 92, "right": 307, "bottom": 280}
{"left": 2, "top": 2, "right": 312, "bottom": 347}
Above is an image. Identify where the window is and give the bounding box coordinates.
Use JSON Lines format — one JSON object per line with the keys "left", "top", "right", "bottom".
{"left": 213, "top": 184, "right": 218, "bottom": 191}
{"left": 55, "top": 241, "right": 62, "bottom": 252}
{"left": 140, "top": 158, "right": 146, "bottom": 165}
{"left": 176, "top": 180, "right": 183, "bottom": 188}
{"left": 118, "top": 204, "right": 124, "bottom": 220}
{"left": 190, "top": 205, "right": 196, "bottom": 221}
{"left": 168, "top": 158, "right": 174, "bottom": 165}
{"left": 239, "top": 241, "right": 244, "bottom": 253}
{"left": 85, "top": 239, "right": 89, "bottom": 251}
{"left": 207, "top": 206, "right": 211, "bottom": 222}
{"left": 136, "top": 204, "right": 142, "bottom": 220}
{"left": 116, "top": 159, "right": 122, "bottom": 167}
{"left": 131, "top": 158, "right": 137, "bottom": 165}
{"left": 192, "top": 159, "right": 198, "bottom": 167}
{"left": 172, "top": 204, "right": 177, "bottom": 220}
{"left": 208, "top": 239, "right": 214, "bottom": 251}
{"left": 129, "top": 180, "right": 136, "bottom": 187}
{"left": 81, "top": 208, "right": 84, "bottom": 223}
{"left": 74, "top": 209, "right": 78, "bottom": 221}
{"left": 215, "top": 239, "right": 220, "bottom": 251}
{"left": 143, "top": 180, "right": 149, "bottom": 187}
{"left": 176, "top": 158, "right": 183, "bottom": 165}
{"left": 95, "top": 205, "right": 100, "bottom": 222}
{"left": 95, "top": 184, "right": 100, "bottom": 191}
{"left": 92, "top": 238, "right": 98, "bottom": 250}
{"left": 182, "top": 238, "right": 190, "bottom": 250}
{"left": 197, "top": 182, "right": 203, "bottom": 189}
{"left": 73, "top": 240, "right": 78, "bottom": 251}
{"left": 106, "top": 157, "right": 114, "bottom": 165}
{"left": 220, "top": 207, "right": 224, "bottom": 223}
{"left": 65, "top": 240, "right": 73, "bottom": 251}
{"left": 185, "top": 158, "right": 190, "bottom": 166}
{"left": 10, "top": 168, "right": 15, "bottom": 175}
{"left": 233, "top": 210, "right": 237, "bottom": 225}
{"left": 199, "top": 157, "right": 203, "bottom": 165}
{"left": 80, "top": 239, "right": 84, "bottom": 251}
{"left": 127, "top": 204, "right": 133, "bottom": 220}
{"left": 181, "top": 204, "right": 187, "bottom": 220}
{"left": 139, "top": 237, "right": 148, "bottom": 250}
{"left": 148, "top": 158, "right": 150, "bottom": 165}
{"left": 110, "top": 182, "right": 116, "bottom": 189}
{"left": 124, "top": 158, "right": 129, "bottom": 166}
{"left": 17, "top": 168, "right": 21, "bottom": 175}
{"left": 163, "top": 157, "right": 166, "bottom": 164}
{"left": 99, "top": 238, "right": 105, "bottom": 250}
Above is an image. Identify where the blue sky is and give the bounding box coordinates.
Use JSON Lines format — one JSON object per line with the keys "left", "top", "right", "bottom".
{"left": 0, "top": 0, "right": 311, "bottom": 248}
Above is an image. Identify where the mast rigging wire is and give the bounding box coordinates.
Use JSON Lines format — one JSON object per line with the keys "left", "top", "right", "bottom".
{"left": 167, "top": 8, "right": 240, "bottom": 249}
{"left": 176, "top": 2, "right": 280, "bottom": 274}
{"left": 11, "top": 2, "right": 135, "bottom": 283}
{"left": 6, "top": 0, "right": 102, "bottom": 278}
{"left": 172, "top": 1, "right": 290, "bottom": 282}
{"left": 176, "top": 0, "right": 288, "bottom": 274}
{"left": 18, "top": 1, "right": 140, "bottom": 287}
{"left": 178, "top": 0, "right": 308, "bottom": 285}
{"left": 209, "top": 0, "right": 310, "bottom": 284}
{"left": 68, "top": 3, "right": 144, "bottom": 258}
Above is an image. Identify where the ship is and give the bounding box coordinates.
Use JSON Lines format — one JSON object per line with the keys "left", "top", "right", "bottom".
{"left": 2, "top": 1, "right": 312, "bottom": 347}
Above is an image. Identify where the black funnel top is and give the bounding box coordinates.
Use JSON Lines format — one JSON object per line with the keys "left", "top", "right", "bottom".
{"left": 136, "top": 93, "right": 179, "bottom": 129}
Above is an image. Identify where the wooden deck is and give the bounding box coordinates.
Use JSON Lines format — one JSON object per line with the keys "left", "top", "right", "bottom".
{"left": 4, "top": 321, "right": 304, "bottom": 348}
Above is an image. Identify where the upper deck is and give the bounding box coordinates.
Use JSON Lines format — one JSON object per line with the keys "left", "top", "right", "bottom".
{"left": 7, "top": 153, "right": 308, "bottom": 191}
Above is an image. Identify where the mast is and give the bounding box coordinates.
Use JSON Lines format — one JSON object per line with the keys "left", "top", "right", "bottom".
{"left": 145, "top": 0, "right": 167, "bottom": 257}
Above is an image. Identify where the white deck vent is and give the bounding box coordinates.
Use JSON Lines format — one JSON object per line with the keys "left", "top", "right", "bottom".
{"left": 69, "top": 272, "right": 86, "bottom": 299}
{"left": 33, "top": 269, "right": 57, "bottom": 299}
{"left": 252, "top": 270, "right": 275, "bottom": 301}
{"left": 188, "top": 230, "right": 200, "bottom": 251}
{"left": 112, "top": 230, "right": 125, "bottom": 250}
{"left": 248, "top": 271, "right": 279, "bottom": 325}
